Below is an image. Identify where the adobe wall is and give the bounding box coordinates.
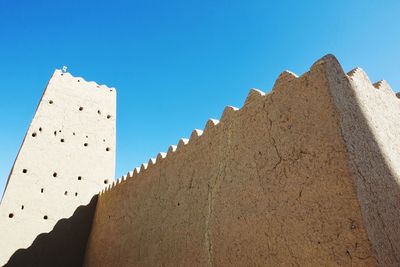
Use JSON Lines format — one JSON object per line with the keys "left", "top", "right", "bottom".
{"left": 326, "top": 61, "right": 400, "bottom": 266}
{"left": 0, "top": 70, "right": 116, "bottom": 266}
{"left": 84, "top": 56, "right": 380, "bottom": 266}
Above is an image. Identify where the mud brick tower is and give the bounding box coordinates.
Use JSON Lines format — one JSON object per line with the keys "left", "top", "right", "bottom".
{"left": 0, "top": 70, "right": 116, "bottom": 266}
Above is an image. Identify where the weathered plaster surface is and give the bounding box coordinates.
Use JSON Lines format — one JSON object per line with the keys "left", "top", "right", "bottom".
{"left": 0, "top": 70, "right": 116, "bottom": 266}
{"left": 325, "top": 58, "right": 400, "bottom": 266}
{"left": 84, "top": 56, "right": 380, "bottom": 266}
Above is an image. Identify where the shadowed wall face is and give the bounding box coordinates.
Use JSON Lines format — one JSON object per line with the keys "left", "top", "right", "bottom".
{"left": 326, "top": 62, "right": 400, "bottom": 266}
{"left": 84, "top": 57, "right": 377, "bottom": 266}
{"left": 0, "top": 71, "right": 116, "bottom": 265}
{"left": 5, "top": 196, "right": 98, "bottom": 267}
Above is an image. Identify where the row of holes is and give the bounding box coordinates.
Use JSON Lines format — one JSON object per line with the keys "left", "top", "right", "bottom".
{"left": 59, "top": 73, "right": 114, "bottom": 92}
{"left": 22, "top": 169, "right": 109, "bottom": 185}
{"left": 8, "top": 188, "right": 78, "bottom": 220}
{"left": 40, "top": 188, "right": 78, "bottom": 196}
{"left": 61, "top": 139, "right": 110, "bottom": 150}
{"left": 33, "top": 128, "right": 110, "bottom": 151}
{"left": 23, "top": 169, "right": 81, "bottom": 180}
{"left": 49, "top": 100, "right": 112, "bottom": 119}
{"left": 8, "top": 205, "right": 44, "bottom": 219}
{"left": 33, "top": 133, "right": 110, "bottom": 150}
{"left": 55, "top": 130, "right": 106, "bottom": 142}
{"left": 79, "top": 106, "right": 112, "bottom": 119}
{"left": 10, "top": 177, "right": 109, "bottom": 219}
{"left": 55, "top": 130, "right": 106, "bottom": 141}
{"left": 9, "top": 213, "right": 48, "bottom": 220}
{"left": 62, "top": 140, "right": 110, "bottom": 150}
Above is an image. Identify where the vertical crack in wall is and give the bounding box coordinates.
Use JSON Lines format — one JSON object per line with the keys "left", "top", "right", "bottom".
{"left": 204, "top": 122, "right": 230, "bottom": 267}
{"left": 205, "top": 157, "right": 228, "bottom": 267}
{"left": 267, "top": 97, "right": 283, "bottom": 172}
{"left": 205, "top": 183, "right": 214, "bottom": 267}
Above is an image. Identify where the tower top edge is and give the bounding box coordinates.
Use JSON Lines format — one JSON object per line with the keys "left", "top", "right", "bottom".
{"left": 52, "top": 69, "right": 117, "bottom": 92}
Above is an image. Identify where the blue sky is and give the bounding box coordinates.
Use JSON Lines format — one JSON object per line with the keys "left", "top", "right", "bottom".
{"left": 0, "top": 0, "right": 399, "bottom": 194}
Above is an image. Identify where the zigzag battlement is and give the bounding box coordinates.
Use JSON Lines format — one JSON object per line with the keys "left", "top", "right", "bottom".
{"left": 101, "top": 56, "right": 398, "bottom": 197}
{"left": 347, "top": 67, "right": 395, "bottom": 94}
{"left": 101, "top": 89, "right": 266, "bottom": 195}
{"left": 53, "top": 69, "right": 116, "bottom": 92}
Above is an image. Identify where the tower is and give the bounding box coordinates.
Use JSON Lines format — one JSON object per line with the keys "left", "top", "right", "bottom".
{"left": 0, "top": 70, "right": 116, "bottom": 265}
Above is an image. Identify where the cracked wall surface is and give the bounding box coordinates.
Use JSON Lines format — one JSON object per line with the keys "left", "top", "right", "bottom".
{"left": 83, "top": 55, "right": 392, "bottom": 266}
{"left": 0, "top": 70, "right": 116, "bottom": 266}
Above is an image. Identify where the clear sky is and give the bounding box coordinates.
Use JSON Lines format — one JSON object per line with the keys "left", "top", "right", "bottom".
{"left": 0, "top": 0, "right": 399, "bottom": 194}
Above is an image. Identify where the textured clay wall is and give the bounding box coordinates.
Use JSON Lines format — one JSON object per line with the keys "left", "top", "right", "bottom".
{"left": 325, "top": 59, "right": 400, "bottom": 266}
{"left": 84, "top": 56, "right": 378, "bottom": 266}
{"left": 0, "top": 70, "right": 116, "bottom": 266}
